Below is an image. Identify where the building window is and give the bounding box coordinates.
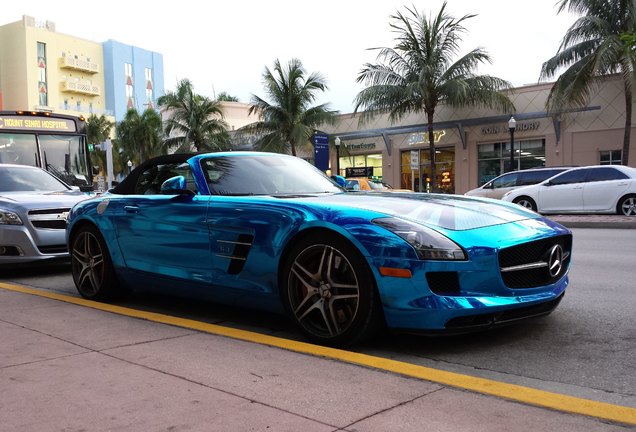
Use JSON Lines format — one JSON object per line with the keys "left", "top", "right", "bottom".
{"left": 476, "top": 139, "right": 545, "bottom": 186}
{"left": 339, "top": 153, "right": 383, "bottom": 179}
{"left": 145, "top": 67, "right": 154, "bottom": 109}
{"left": 125, "top": 63, "right": 134, "bottom": 110}
{"left": 76, "top": 101, "right": 81, "bottom": 111}
{"left": 37, "top": 42, "right": 48, "bottom": 106}
{"left": 64, "top": 99, "right": 69, "bottom": 110}
{"left": 600, "top": 150, "right": 622, "bottom": 165}
{"left": 401, "top": 147, "right": 455, "bottom": 193}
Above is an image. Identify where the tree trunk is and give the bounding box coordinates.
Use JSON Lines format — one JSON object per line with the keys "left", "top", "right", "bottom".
{"left": 427, "top": 111, "right": 437, "bottom": 193}
{"left": 623, "top": 83, "right": 632, "bottom": 166}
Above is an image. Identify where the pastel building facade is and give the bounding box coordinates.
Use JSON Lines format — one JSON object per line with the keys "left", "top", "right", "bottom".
{"left": 0, "top": 15, "right": 164, "bottom": 123}
{"left": 103, "top": 40, "right": 164, "bottom": 121}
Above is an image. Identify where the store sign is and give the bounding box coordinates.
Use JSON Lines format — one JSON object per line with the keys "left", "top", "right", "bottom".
{"left": 441, "top": 171, "right": 452, "bottom": 184}
{"left": 408, "top": 130, "right": 446, "bottom": 145}
{"left": 345, "top": 167, "right": 374, "bottom": 177}
{"left": 313, "top": 132, "right": 329, "bottom": 171}
{"left": 481, "top": 121, "right": 540, "bottom": 135}
{"left": 410, "top": 150, "right": 419, "bottom": 169}
{"left": 346, "top": 142, "right": 376, "bottom": 150}
{"left": 0, "top": 115, "right": 76, "bottom": 132}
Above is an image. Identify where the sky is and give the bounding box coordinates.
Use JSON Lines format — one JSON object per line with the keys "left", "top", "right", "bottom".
{"left": 11, "top": 0, "right": 578, "bottom": 113}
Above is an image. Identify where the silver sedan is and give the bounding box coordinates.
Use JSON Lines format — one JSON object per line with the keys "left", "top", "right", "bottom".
{"left": 0, "top": 164, "right": 89, "bottom": 264}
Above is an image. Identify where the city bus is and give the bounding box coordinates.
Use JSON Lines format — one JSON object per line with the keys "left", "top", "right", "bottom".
{"left": 0, "top": 110, "right": 94, "bottom": 190}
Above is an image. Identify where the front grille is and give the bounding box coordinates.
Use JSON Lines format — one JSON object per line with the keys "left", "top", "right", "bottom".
{"left": 28, "top": 208, "right": 70, "bottom": 230}
{"left": 499, "top": 235, "right": 572, "bottom": 288}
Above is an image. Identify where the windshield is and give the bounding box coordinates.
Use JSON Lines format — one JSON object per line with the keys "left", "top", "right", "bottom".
{"left": 0, "top": 132, "right": 89, "bottom": 187}
{"left": 40, "top": 135, "right": 89, "bottom": 186}
{"left": 0, "top": 165, "right": 71, "bottom": 192}
{"left": 200, "top": 154, "right": 343, "bottom": 196}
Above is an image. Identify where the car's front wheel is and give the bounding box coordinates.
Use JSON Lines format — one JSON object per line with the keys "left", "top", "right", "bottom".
{"left": 282, "top": 233, "right": 382, "bottom": 346}
{"left": 617, "top": 195, "right": 636, "bottom": 216}
{"left": 70, "top": 225, "right": 128, "bottom": 301}
{"left": 513, "top": 196, "right": 537, "bottom": 212}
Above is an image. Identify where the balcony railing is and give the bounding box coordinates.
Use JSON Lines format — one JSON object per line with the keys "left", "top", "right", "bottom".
{"left": 58, "top": 56, "right": 100, "bottom": 73}
{"left": 60, "top": 79, "right": 101, "bottom": 96}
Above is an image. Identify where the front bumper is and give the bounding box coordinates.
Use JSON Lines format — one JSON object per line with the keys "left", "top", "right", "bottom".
{"left": 0, "top": 225, "right": 69, "bottom": 264}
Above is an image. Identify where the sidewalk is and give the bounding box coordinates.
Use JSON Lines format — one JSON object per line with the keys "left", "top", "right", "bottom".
{"left": 1, "top": 285, "right": 633, "bottom": 432}
{"left": 547, "top": 214, "right": 636, "bottom": 229}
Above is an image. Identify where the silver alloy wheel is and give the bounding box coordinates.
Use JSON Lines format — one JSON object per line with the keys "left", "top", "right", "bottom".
{"left": 287, "top": 244, "right": 360, "bottom": 338}
{"left": 620, "top": 197, "right": 636, "bottom": 216}
{"left": 516, "top": 198, "right": 535, "bottom": 210}
{"left": 71, "top": 230, "right": 105, "bottom": 297}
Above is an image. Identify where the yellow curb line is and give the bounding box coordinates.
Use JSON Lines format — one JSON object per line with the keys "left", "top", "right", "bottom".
{"left": 2, "top": 281, "right": 635, "bottom": 426}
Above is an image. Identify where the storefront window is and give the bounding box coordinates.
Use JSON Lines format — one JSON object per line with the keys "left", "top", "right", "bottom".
{"left": 339, "top": 153, "right": 382, "bottom": 179}
{"left": 477, "top": 139, "right": 545, "bottom": 186}
{"left": 400, "top": 147, "right": 455, "bottom": 193}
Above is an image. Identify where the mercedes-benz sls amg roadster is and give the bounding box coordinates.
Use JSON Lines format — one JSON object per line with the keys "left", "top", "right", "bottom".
{"left": 66, "top": 152, "right": 572, "bottom": 346}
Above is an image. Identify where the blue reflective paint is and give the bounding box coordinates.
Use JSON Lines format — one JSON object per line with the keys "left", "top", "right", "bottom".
{"left": 67, "top": 152, "right": 572, "bottom": 333}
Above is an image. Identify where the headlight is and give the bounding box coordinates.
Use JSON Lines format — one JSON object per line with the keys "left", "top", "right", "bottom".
{"left": 373, "top": 217, "right": 466, "bottom": 260}
{"left": 0, "top": 209, "right": 24, "bottom": 225}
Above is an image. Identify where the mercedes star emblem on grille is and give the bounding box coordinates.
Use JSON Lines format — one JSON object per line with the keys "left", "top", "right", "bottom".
{"left": 547, "top": 244, "right": 564, "bottom": 277}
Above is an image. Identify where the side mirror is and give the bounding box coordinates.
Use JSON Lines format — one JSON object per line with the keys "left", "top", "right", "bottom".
{"left": 331, "top": 175, "right": 346, "bottom": 187}
{"left": 161, "top": 176, "right": 194, "bottom": 195}
{"left": 483, "top": 181, "right": 493, "bottom": 189}
{"left": 92, "top": 166, "right": 100, "bottom": 175}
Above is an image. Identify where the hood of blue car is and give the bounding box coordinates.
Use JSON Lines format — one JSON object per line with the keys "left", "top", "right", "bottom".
{"left": 295, "top": 192, "right": 538, "bottom": 231}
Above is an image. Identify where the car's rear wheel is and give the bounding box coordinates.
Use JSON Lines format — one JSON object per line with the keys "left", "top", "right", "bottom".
{"left": 282, "top": 233, "right": 382, "bottom": 346}
{"left": 70, "top": 225, "right": 128, "bottom": 301}
{"left": 617, "top": 195, "right": 636, "bottom": 216}
{"left": 513, "top": 196, "right": 537, "bottom": 212}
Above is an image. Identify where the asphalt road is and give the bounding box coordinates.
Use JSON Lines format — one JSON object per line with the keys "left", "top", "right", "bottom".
{"left": 3, "top": 228, "right": 635, "bottom": 409}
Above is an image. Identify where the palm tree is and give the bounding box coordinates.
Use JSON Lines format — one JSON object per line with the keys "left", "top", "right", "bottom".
{"left": 158, "top": 79, "right": 231, "bottom": 152}
{"left": 116, "top": 108, "right": 164, "bottom": 165}
{"left": 541, "top": 0, "right": 636, "bottom": 166}
{"left": 216, "top": 91, "right": 240, "bottom": 102}
{"left": 354, "top": 3, "right": 514, "bottom": 192}
{"left": 85, "top": 114, "right": 114, "bottom": 173}
{"left": 241, "top": 58, "right": 338, "bottom": 156}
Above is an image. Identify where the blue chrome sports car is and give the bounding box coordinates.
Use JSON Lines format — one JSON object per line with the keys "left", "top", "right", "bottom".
{"left": 66, "top": 152, "right": 571, "bottom": 346}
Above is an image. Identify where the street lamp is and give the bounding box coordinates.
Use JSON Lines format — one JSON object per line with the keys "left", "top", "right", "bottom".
{"left": 334, "top": 136, "right": 341, "bottom": 176}
{"left": 127, "top": 160, "right": 132, "bottom": 174}
{"left": 508, "top": 116, "right": 517, "bottom": 172}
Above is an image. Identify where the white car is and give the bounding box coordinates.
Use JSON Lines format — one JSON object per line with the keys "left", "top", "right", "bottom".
{"left": 502, "top": 165, "right": 636, "bottom": 216}
{"left": 0, "top": 164, "right": 90, "bottom": 265}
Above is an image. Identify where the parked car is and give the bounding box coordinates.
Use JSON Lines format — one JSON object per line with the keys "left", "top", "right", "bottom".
{"left": 465, "top": 167, "right": 573, "bottom": 199}
{"left": 502, "top": 165, "right": 636, "bottom": 215}
{"left": 345, "top": 177, "right": 411, "bottom": 192}
{"left": 0, "top": 164, "right": 89, "bottom": 264}
{"left": 66, "top": 152, "right": 572, "bottom": 346}
{"left": 345, "top": 177, "right": 391, "bottom": 191}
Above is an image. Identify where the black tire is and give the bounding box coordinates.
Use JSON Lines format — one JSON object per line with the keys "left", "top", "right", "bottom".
{"left": 617, "top": 194, "right": 636, "bottom": 216}
{"left": 281, "top": 233, "right": 382, "bottom": 346}
{"left": 513, "top": 196, "right": 537, "bottom": 212}
{"left": 70, "top": 225, "right": 129, "bottom": 301}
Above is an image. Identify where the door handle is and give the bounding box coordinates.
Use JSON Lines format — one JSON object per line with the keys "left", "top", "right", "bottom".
{"left": 123, "top": 205, "right": 140, "bottom": 213}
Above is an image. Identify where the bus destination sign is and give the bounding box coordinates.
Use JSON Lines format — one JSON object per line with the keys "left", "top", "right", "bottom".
{"left": 0, "top": 115, "right": 77, "bottom": 133}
